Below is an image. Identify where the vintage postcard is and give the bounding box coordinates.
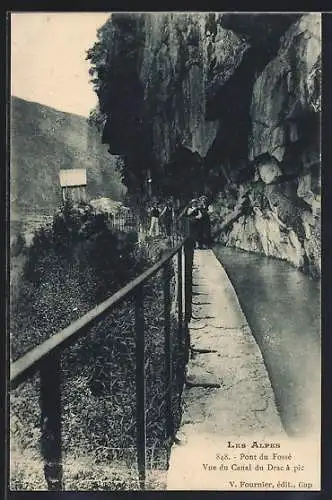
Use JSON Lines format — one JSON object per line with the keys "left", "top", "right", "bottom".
{"left": 8, "top": 11, "right": 321, "bottom": 492}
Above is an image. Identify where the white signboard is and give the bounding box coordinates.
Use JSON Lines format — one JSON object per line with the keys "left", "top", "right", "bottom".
{"left": 59, "top": 169, "right": 87, "bottom": 187}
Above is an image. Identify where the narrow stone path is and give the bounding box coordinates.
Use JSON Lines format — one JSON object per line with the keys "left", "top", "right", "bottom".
{"left": 167, "top": 249, "right": 285, "bottom": 490}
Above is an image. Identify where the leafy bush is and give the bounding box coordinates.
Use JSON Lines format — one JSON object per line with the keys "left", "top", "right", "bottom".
{"left": 11, "top": 200, "right": 147, "bottom": 360}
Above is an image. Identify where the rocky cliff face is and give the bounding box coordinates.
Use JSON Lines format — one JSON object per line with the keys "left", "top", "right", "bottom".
{"left": 213, "top": 14, "right": 321, "bottom": 278}
{"left": 98, "top": 13, "right": 250, "bottom": 194}
{"left": 97, "top": 13, "right": 321, "bottom": 277}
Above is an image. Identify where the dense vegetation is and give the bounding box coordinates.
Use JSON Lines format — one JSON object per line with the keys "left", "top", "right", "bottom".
{"left": 10, "top": 202, "right": 186, "bottom": 490}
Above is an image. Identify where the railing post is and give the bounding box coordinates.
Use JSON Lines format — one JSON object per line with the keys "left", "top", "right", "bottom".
{"left": 184, "top": 239, "right": 193, "bottom": 363}
{"left": 177, "top": 249, "right": 183, "bottom": 347}
{"left": 135, "top": 285, "right": 146, "bottom": 490}
{"left": 163, "top": 261, "right": 174, "bottom": 439}
{"left": 40, "top": 355, "right": 63, "bottom": 491}
{"left": 184, "top": 239, "right": 193, "bottom": 323}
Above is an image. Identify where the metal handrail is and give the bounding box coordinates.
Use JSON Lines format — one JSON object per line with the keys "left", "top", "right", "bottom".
{"left": 10, "top": 240, "right": 184, "bottom": 389}
{"left": 10, "top": 229, "right": 194, "bottom": 491}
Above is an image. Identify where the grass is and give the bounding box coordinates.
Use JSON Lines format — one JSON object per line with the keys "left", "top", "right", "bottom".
{"left": 10, "top": 450, "right": 168, "bottom": 490}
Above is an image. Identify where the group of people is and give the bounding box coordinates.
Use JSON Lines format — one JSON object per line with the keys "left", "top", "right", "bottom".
{"left": 186, "top": 196, "right": 212, "bottom": 249}
{"left": 148, "top": 195, "right": 212, "bottom": 249}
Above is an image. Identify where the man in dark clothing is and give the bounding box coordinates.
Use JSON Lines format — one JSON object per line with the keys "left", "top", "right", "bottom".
{"left": 149, "top": 202, "right": 161, "bottom": 236}
{"left": 160, "top": 200, "right": 174, "bottom": 237}
{"left": 186, "top": 199, "right": 203, "bottom": 248}
{"left": 199, "top": 196, "right": 212, "bottom": 248}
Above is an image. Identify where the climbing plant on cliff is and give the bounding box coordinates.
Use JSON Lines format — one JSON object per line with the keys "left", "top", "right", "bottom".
{"left": 86, "top": 14, "right": 146, "bottom": 119}
{"left": 86, "top": 16, "right": 112, "bottom": 131}
{"left": 86, "top": 15, "right": 112, "bottom": 99}
{"left": 87, "top": 14, "right": 150, "bottom": 195}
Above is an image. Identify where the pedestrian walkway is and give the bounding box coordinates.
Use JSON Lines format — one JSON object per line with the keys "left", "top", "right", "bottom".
{"left": 167, "top": 249, "right": 285, "bottom": 490}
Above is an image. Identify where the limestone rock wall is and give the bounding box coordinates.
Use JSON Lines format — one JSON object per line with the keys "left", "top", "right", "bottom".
{"left": 249, "top": 14, "right": 321, "bottom": 163}
{"left": 217, "top": 14, "right": 321, "bottom": 278}
{"left": 100, "top": 13, "right": 246, "bottom": 183}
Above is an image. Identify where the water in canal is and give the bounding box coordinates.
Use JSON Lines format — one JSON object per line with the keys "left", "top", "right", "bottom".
{"left": 213, "top": 245, "right": 321, "bottom": 438}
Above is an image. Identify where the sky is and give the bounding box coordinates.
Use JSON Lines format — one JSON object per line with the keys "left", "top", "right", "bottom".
{"left": 11, "top": 13, "right": 111, "bottom": 117}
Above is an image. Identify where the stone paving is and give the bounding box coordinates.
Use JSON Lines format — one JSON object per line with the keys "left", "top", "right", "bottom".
{"left": 167, "top": 249, "right": 285, "bottom": 490}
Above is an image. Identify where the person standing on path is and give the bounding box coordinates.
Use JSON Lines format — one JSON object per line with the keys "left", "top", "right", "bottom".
{"left": 199, "top": 195, "right": 212, "bottom": 248}
{"left": 149, "top": 201, "right": 161, "bottom": 236}
{"left": 160, "top": 200, "right": 174, "bottom": 237}
{"left": 186, "top": 198, "right": 203, "bottom": 248}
